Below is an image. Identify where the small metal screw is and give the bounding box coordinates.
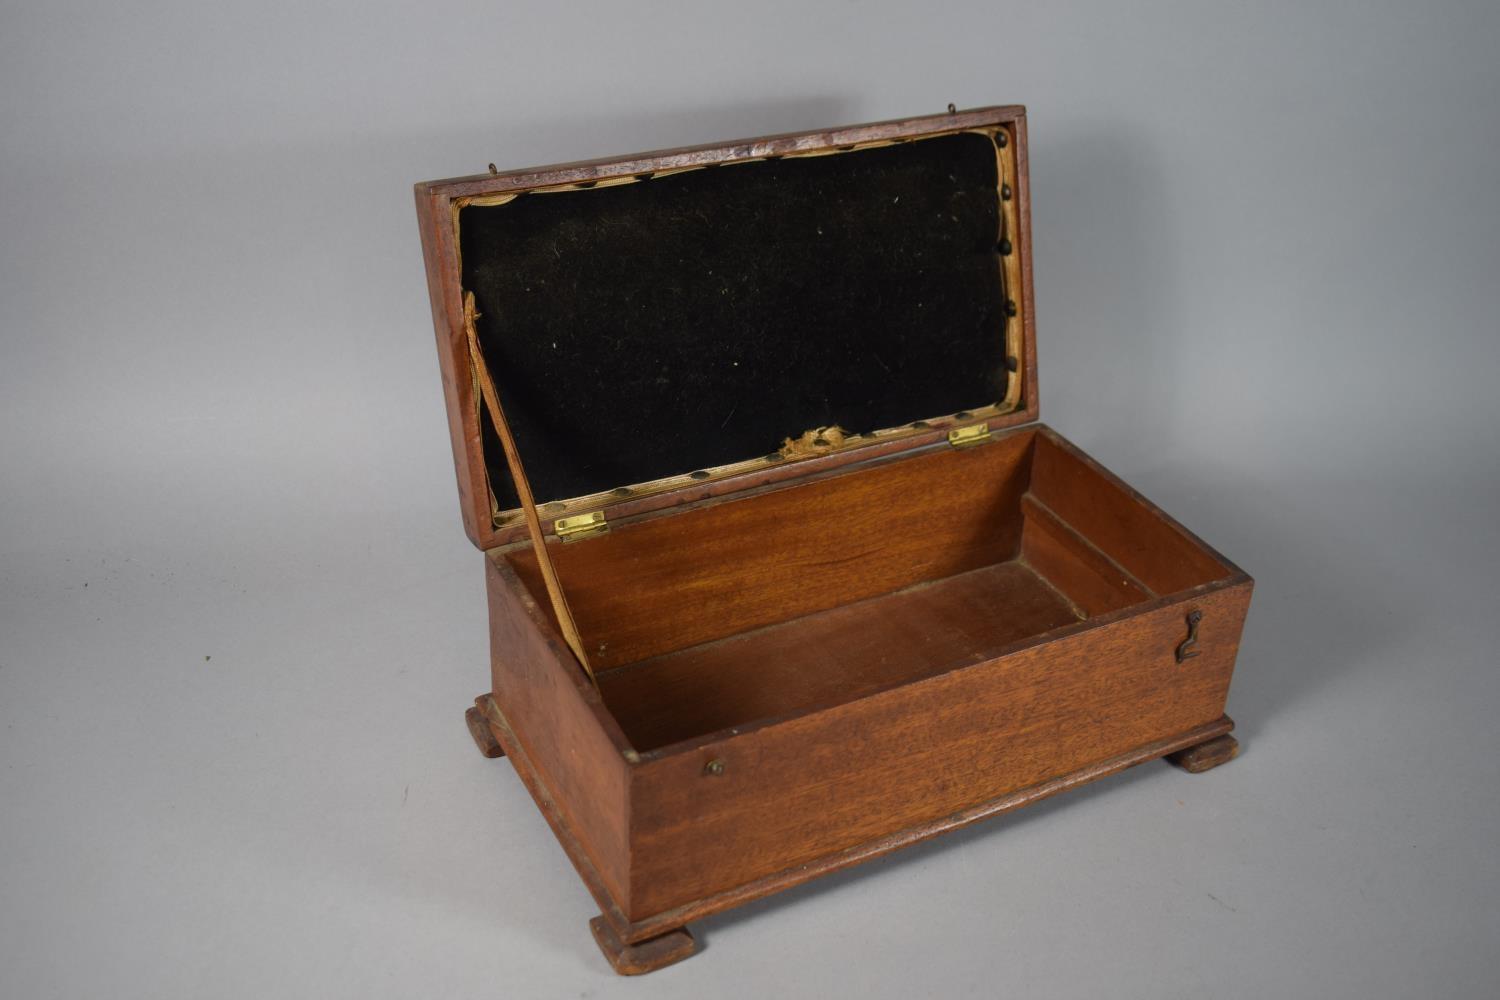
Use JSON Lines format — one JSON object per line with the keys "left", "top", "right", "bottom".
{"left": 488, "top": 163, "right": 498, "bottom": 175}
{"left": 704, "top": 759, "right": 725, "bottom": 777}
{"left": 1001, "top": 184, "right": 1012, "bottom": 200}
{"left": 996, "top": 131, "right": 1007, "bottom": 147}
{"left": 947, "top": 103, "right": 957, "bottom": 114}
{"left": 998, "top": 238, "right": 1013, "bottom": 256}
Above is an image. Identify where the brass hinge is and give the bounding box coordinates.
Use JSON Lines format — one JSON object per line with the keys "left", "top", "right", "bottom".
{"left": 947, "top": 422, "right": 992, "bottom": 448}
{"left": 554, "top": 511, "right": 609, "bottom": 542}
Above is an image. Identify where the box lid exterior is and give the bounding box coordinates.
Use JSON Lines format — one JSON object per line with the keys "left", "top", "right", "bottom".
{"left": 416, "top": 105, "right": 1037, "bottom": 550}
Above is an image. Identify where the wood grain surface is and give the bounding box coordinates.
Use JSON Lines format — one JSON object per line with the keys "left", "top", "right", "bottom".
{"left": 597, "top": 560, "right": 1081, "bottom": 751}
{"left": 434, "top": 106, "right": 1251, "bottom": 970}
{"left": 477, "top": 419, "right": 1251, "bottom": 937}
{"left": 622, "top": 580, "right": 1250, "bottom": 919}
{"left": 507, "top": 427, "right": 1035, "bottom": 669}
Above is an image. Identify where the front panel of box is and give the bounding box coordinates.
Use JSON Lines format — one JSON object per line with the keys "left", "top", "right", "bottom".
{"left": 624, "top": 582, "right": 1250, "bottom": 920}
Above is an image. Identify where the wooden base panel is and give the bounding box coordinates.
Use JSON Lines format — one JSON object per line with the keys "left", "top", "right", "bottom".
{"left": 589, "top": 916, "right": 698, "bottom": 975}
{"left": 1166, "top": 733, "right": 1239, "bottom": 773}
{"left": 465, "top": 701, "right": 505, "bottom": 758}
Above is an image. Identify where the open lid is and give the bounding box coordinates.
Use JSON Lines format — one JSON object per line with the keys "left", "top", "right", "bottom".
{"left": 416, "top": 105, "right": 1036, "bottom": 551}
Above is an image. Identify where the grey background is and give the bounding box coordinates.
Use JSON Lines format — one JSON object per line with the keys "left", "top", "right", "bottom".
{"left": 3, "top": 1, "right": 1497, "bottom": 997}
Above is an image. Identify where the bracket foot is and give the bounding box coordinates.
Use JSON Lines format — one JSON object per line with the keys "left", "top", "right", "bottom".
{"left": 1167, "top": 733, "right": 1239, "bottom": 773}
{"left": 465, "top": 699, "right": 505, "bottom": 759}
{"left": 589, "top": 916, "right": 698, "bottom": 975}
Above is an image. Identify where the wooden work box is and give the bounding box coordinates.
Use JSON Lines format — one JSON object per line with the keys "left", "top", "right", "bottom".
{"left": 414, "top": 105, "right": 1252, "bottom": 975}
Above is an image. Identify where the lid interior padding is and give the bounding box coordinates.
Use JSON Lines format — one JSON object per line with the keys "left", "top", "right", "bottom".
{"left": 459, "top": 130, "right": 1012, "bottom": 512}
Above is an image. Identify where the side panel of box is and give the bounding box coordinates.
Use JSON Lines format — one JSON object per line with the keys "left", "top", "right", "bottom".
{"left": 485, "top": 554, "right": 635, "bottom": 913}
{"left": 626, "top": 579, "right": 1251, "bottom": 921}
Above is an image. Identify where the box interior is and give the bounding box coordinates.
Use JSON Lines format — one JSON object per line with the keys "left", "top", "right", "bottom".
{"left": 506, "top": 429, "right": 1231, "bottom": 753}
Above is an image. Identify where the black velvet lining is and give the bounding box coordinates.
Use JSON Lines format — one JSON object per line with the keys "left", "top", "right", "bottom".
{"left": 459, "top": 130, "right": 1010, "bottom": 510}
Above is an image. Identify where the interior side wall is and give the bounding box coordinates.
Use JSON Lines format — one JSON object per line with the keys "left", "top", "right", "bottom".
{"left": 1019, "top": 494, "right": 1150, "bottom": 616}
{"left": 507, "top": 429, "right": 1037, "bottom": 669}
{"left": 1027, "top": 432, "right": 1229, "bottom": 595}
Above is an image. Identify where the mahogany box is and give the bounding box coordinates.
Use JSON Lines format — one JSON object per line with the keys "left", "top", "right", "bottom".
{"left": 414, "top": 104, "right": 1252, "bottom": 974}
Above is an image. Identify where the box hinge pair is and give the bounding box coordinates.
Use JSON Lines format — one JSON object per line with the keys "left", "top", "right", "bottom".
{"left": 555, "top": 511, "right": 610, "bottom": 543}
{"left": 947, "top": 422, "right": 992, "bottom": 448}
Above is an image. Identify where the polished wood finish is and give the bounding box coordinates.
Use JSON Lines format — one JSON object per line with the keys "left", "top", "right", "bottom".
{"left": 465, "top": 701, "right": 504, "bottom": 758}
{"left": 483, "top": 560, "right": 634, "bottom": 908}
{"left": 588, "top": 917, "right": 697, "bottom": 976}
{"left": 470, "top": 689, "right": 1234, "bottom": 947}
{"left": 472, "top": 692, "right": 638, "bottom": 935}
{"left": 423, "top": 106, "right": 1251, "bottom": 974}
{"left": 1028, "top": 431, "right": 1230, "bottom": 594}
{"left": 507, "top": 427, "right": 1034, "bottom": 670}
{"left": 623, "top": 571, "right": 1249, "bottom": 919}
{"left": 473, "top": 418, "right": 1251, "bottom": 940}
{"left": 1019, "top": 493, "right": 1150, "bottom": 615}
{"left": 597, "top": 560, "right": 1081, "bottom": 751}
{"left": 415, "top": 179, "right": 490, "bottom": 549}
{"left": 1167, "top": 733, "right": 1241, "bottom": 773}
